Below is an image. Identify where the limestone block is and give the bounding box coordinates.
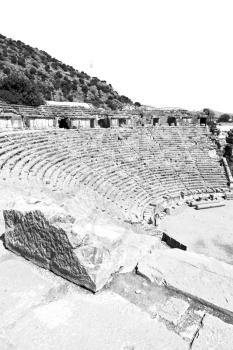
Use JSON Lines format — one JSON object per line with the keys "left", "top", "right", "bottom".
{"left": 137, "top": 248, "right": 233, "bottom": 315}
{"left": 3, "top": 207, "right": 159, "bottom": 292}
{"left": 3, "top": 209, "right": 96, "bottom": 291}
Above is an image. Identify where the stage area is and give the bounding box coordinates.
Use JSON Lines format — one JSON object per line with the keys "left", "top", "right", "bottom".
{"left": 160, "top": 201, "right": 233, "bottom": 264}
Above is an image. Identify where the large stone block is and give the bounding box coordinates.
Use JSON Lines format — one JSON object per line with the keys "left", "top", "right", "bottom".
{"left": 3, "top": 209, "right": 96, "bottom": 291}
{"left": 3, "top": 207, "right": 159, "bottom": 292}
{"left": 137, "top": 248, "right": 233, "bottom": 316}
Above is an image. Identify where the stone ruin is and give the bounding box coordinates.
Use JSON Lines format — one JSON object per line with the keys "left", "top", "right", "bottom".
{"left": 0, "top": 121, "right": 230, "bottom": 292}
{"left": 0, "top": 108, "right": 233, "bottom": 348}
{"left": 0, "top": 99, "right": 208, "bottom": 130}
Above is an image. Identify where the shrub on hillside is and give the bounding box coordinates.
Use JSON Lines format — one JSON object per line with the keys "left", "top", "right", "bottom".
{"left": 51, "top": 62, "right": 58, "bottom": 70}
{"left": 32, "top": 61, "right": 39, "bottom": 68}
{"left": 2, "top": 48, "right": 8, "bottom": 57}
{"left": 72, "top": 79, "right": 78, "bottom": 91}
{"left": 0, "top": 73, "right": 45, "bottom": 106}
{"left": 3, "top": 67, "right": 11, "bottom": 75}
{"left": 53, "top": 79, "right": 61, "bottom": 89}
{"left": 120, "top": 95, "right": 132, "bottom": 104}
{"left": 106, "top": 98, "right": 120, "bottom": 110}
{"left": 30, "top": 67, "right": 37, "bottom": 75}
{"left": 218, "top": 114, "right": 231, "bottom": 123}
{"left": 54, "top": 71, "right": 63, "bottom": 79}
{"left": 45, "top": 64, "right": 50, "bottom": 72}
{"left": 11, "top": 55, "right": 17, "bottom": 64}
{"left": 18, "top": 57, "right": 26, "bottom": 67}
{"left": 81, "top": 85, "right": 88, "bottom": 94}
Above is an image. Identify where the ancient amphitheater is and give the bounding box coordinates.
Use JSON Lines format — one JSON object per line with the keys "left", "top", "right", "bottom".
{"left": 1, "top": 100, "right": 233, "bottom": 350}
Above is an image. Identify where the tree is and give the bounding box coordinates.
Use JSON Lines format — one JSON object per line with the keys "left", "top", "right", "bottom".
{"left": 3, "top": 67, "right": 11, "bottom": 75}
{"left": 11, "top": 55, "right": 17, "bottom": 64}
{"left": 106, "top": 98, "right": 120, "bottom": 110}
{"left": 18, "top": 57, "right": 26, "bottom": 67}
{"left": 120, "top": 95, "right": 132, "bottom": 104}
{"left": 218, "top": 114, "right": 231, "bottom": 123}
{"left": 2, "top": 47, "right": 8, "bottom": 57}
{"left": 29, "top": 67, "right": 37, "bottom": 75}
{"left": 45, "top": 64, "right": 50, "bottom": 72}
{"left": 32, "top": 61, "right": 39, "bottom": 68}
{"left": 54, "top": 71, "right": 63, "bottom": 79}
{"left": 0, "top": 73, "right": 45, "bottom": 106}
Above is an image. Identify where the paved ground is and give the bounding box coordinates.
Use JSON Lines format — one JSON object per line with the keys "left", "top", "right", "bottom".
{"left": 1, "top": 240, "right": 233, "bottom": 350}
{"left": 1, "top": 181, "right": 233, "bottom": 349}
{"left": 160, "top": 201, "right": 233, "bottom": 264}
{"left": 0, "top": 242, "right": 189, "bottom": 350}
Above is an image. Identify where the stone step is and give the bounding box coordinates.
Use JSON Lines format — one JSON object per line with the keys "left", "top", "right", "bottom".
{"left": 195, "top": 201, "right": 225, "bottom": 210}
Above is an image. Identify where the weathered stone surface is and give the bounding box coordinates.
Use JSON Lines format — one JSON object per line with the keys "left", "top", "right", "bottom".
{"left": 3, "top": 206, "right": 159, "bottom": 292}
{"left": 196, "top": 201, "right": 225, "bottom": 210}
{"left": 149, "top": 297, "right": 189, "bottom": 325}
{"left": 0, "top": 246, "right": 189, "bottom": 350}
{"left": 3, "top": 209, "right": 97, "bottom": 291}
{"left": 192, "top": 314, "right": 233, "bottom": 350}
{"left": 3, "top": 289, "right": 189, "bottom": 350}
{"left": 0, "top": 254, "right": 64, "bottom": 328}
{"left": 137, "top": 248, "right": 233, "bottom": 315}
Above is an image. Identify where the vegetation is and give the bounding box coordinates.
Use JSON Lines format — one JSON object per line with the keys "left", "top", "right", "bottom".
{"left": 0, "top": 33, "right": 136, "bottom": 109}
{"left": 0, "top": 73, "right": 44, "bottom": 106}
{"left": 218, "top": 114, "right": 231, "bottom": 123}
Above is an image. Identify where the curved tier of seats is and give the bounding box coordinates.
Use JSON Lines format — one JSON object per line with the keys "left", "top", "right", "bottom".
{"left": 0, "top": 126, "right": 228, "bottom": 223}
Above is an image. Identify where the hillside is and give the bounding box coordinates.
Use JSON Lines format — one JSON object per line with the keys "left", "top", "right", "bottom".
{"left": 0, "top": 33, "right": 136, "bottom": 109}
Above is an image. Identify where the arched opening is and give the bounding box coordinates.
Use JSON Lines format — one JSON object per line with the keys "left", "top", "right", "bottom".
{"left": 200, "top": 117, "right": 207, "bottom": 126}
{"left": 153, "top": 117, "right": 159, "bottom": 126}
{"left": 58, "top": 117, "right": 71, "bottom": 129}
{"left": 167, "top": 116, "right": 177, "bottom": 126}
{"left": 90, "top": 119, "right": 95, "bottom": 128}
{"left": 98, "top": 116, "right": 110, "bottom": 128}
{"left": 119, "top": 118, "right": 126, "bottom": 127}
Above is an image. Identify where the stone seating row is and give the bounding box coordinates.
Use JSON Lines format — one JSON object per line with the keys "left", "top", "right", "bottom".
{"left": 0, "top": 127, "right": 228, "bottom": 223}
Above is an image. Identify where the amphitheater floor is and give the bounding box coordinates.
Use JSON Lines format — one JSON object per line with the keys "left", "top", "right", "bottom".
{"left": 160, "top": 200, "right": 233, "bottom": 264}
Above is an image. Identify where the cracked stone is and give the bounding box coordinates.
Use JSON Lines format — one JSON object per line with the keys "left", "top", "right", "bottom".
{"left": 3, "top": 206, "right": 160, "bottom": 292}
{"left": 191, "top": 314, "right": 233, "bottom": 350}
{"left": 137, "top": 248, "right": 233, "bottom": 315}
{"left": 149, "top": 297, "right": 189, "bottom": 325}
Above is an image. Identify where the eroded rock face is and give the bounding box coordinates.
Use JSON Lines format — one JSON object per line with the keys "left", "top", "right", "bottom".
{"left": 3, "top": 207, "right": 159, "bottom": 292}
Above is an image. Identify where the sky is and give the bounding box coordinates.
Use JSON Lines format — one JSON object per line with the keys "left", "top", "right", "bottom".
{"left": 1, "top": 0, "right": 233, "bottom": 112}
